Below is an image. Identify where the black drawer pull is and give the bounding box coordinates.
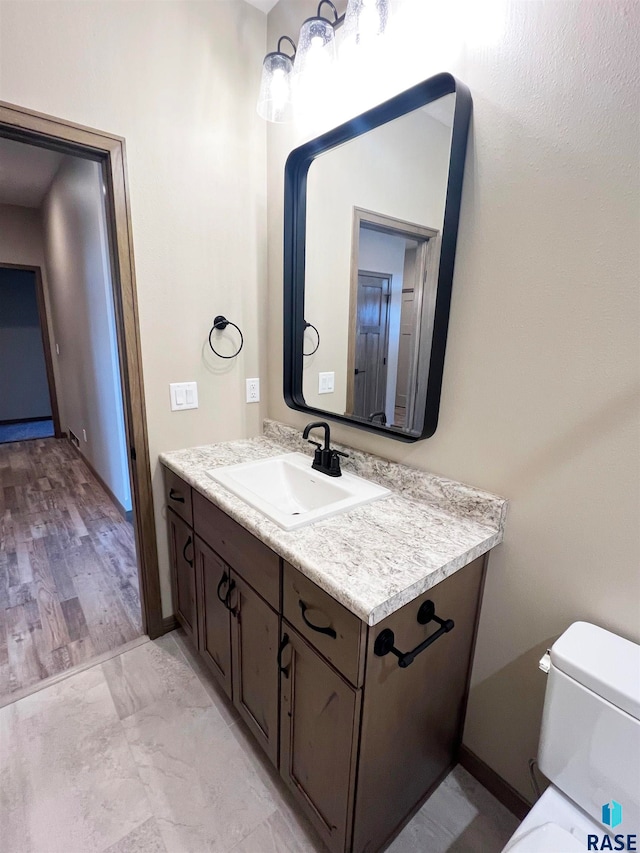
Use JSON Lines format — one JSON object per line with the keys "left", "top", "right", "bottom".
{"left": 169, "top": 488, "right": 185, "bottom": 504}
{"left": 216, "top": 571, "right": 235, "bottom": 611}
{"left": 278, "top": 633, "right": 290, "bottom": 678}
{"left": 182, "top": 535, "right": 194, "bottom": 567}
{"left": 299, "top": 600, "right": 337, "bottom": 639}
{"left": 216, "top": 571, "right": 230, "bottom": 604}
{"left": 374, "top": 600, "right": 454, "bottom": 669}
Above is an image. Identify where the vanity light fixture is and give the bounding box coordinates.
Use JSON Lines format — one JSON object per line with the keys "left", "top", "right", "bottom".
{"left": 342, "top": 0, "right": 391, "bottom": 53}
{"left": 257, "top": 0, "right": 393, "bottom": 123}
{"left": 256, "top": 36, "right": 297, "bottom": 123}
{"left": 292, "top": 1, "right": 340, "bottom": 82}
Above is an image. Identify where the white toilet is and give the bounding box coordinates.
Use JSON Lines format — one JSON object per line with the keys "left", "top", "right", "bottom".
{"left": 503, "top": 621, "right": 640, "bottom": 852}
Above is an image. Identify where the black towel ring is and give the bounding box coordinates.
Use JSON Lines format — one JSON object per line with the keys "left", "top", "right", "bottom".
{"left": 209, "top": 315, "right": 244, "bottom": 359}
{"left": 303, "top": 321, "right": 320, "bottom": 356}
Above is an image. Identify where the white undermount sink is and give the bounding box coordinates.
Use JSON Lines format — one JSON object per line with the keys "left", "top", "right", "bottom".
{"left": 207, "top": 452, "right": 390, "bottom": 531}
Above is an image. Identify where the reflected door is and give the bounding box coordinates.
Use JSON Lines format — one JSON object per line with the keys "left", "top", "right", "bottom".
{"left": 353, "top": 272, "right": 390, "bottom": 419}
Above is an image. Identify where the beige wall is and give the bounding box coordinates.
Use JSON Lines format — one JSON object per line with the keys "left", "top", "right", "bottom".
{"left": 267, "top": 0, "right": 640, "bottom": 799}
{"left": 0, "top": 1, "right": 268, "bottom": 616}
{"left": 41, "top": 156, "right": 132, "bottom": 511}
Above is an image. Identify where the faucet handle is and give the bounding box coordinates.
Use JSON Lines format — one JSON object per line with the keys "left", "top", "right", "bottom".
{"left": 306, "top": 439, "right": 322, "bottom": 450}
{"left": 333, "top": 449, "right": 349, "bottom": 459}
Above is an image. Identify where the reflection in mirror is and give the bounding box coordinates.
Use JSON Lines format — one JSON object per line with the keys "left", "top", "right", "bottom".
{"left": 302, "top": 93, "right": 454, "bottom": 437}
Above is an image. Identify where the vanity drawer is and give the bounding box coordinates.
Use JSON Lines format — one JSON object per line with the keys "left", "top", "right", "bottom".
{"left": 283, "top": 561, "right": 367, "bottom": 687}
{"left": 163, "top": 467, "right": 193, "bottom": 527}
{"left": 193, "top": 490, "right": 280, "bottom": 610}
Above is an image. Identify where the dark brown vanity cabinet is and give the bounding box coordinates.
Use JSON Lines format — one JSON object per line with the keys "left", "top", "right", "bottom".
{"left": 167, "top": 508, "right": 198, "bottom": 648}
{"left": 163, "top": 466, "right": 487, "bottom": 853}
{"left": 279, "top": 625, "right": 362, "bottom": 853}
{"left": 164, "top": 469, "right": 281, "bottom": 766}
{"left": 196, "top": 536, "right": 232, "bottom": 699}
{"left": 230, "top": 572, "right": 280, "bottom": 766}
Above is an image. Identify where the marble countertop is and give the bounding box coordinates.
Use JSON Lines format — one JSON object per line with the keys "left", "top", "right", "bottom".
{"left": 159, "top": 421, "right": 508, "bottom": 626}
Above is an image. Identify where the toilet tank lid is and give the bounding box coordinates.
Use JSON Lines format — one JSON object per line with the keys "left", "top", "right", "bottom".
{"left": 551, "top": 622, "right": 640, "bottom": 721}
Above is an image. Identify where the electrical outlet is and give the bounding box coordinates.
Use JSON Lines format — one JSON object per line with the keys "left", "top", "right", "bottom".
{"left": 318, "top": 372, "right": 335, "bottom": 394}
{"left": 246, "top": 378, "right": 260, "bottom": 403}
{"left": 82, "top": 429, "right": 87, "bottom": 442}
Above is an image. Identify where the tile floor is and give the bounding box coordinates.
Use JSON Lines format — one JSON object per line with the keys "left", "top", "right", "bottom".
{"left": 0, "top": 631, "right": 520, "bottom": 853}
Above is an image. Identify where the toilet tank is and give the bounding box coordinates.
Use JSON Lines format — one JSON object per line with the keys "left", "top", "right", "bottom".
{"left": 538, "top": 622, "right": 640, "bottom": 833}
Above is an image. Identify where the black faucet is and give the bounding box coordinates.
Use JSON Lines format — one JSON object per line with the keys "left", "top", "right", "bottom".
{"left": 302, "top": 421, "right": 349, "bottom": 478}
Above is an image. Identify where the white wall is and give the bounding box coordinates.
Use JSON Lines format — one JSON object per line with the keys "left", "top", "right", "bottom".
{"left": 41, "top": 156, "right": 132, "bottom": 511}
{"left": 0, "top": 0, "right": 268, "bottom": 615}
{"left": 0, "top": 267, "right": 51, "bottom": 422}
{"left": 267, "top": 0, "right": 640, "bottom": 800}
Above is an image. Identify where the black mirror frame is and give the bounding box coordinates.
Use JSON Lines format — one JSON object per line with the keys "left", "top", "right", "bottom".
{"left": 283, "top": 72, "right": 472, "bottom": 442}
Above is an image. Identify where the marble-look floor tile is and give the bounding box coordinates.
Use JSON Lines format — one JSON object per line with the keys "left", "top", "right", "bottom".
{"left": 230, "top": 807, "right": 324, "bottom": 853}
{"left": 171, "top": 627, "right": 240, "bottom": 727}
{"left": 0, "top": 665, "right": 152, "bottom": 853}
{"left": 104, "top": 817, "right": 167, "bottom": 853}
{"left": 122, "top": 697, "right": 279, "bottom": 852}
{"left": 388, "top": 766, "right": 519, "bottom": 853}
{"left": 102, "top": 634, "right": 211, "bottom": 720}
{"left": 223, "top": 713, "right": 326, "bottom": 852}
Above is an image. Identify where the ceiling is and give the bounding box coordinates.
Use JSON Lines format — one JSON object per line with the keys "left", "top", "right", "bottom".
{"left": 244, "top": 0, "right": 279, "bottom": 13}
{"left": 0, "top": 138, "right": 64, "bottom": 208}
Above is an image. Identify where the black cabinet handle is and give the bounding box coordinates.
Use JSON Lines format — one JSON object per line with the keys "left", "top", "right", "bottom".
{"left": 277, "top": 633, "right": 290, "bottom": 678}
{"left": 216, "top": 571, "right": 230, "bottom": 604}
{"left": 373, "top": 600, "right": 454, "bottom": 669}
{"left": 216, "top": 571, "right": 236, "bottom": 612}
{"left": 169, "top": 488, "right": 185, "bottom": 503}
{"left": 182, "top": 536, "right": 194, "bottom": 567}
{"left": 299, "top": 600, "right": 337, "bottom": 639}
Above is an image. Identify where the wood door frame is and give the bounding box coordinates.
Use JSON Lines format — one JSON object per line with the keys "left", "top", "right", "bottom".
{"left": 0, "top": 100, "right": 163, "bottom": 639}
{"left": 346, "top": 208, "right": 439, "bottom": 421}
{"left": 0, "top": 262, "right": 62, "bottom": 438}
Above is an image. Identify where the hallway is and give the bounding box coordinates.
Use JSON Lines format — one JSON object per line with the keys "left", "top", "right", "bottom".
{"left": 0, "top": 437, "right": 142, "bottom": 698}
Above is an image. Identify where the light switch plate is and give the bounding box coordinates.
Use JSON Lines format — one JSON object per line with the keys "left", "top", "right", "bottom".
{"left": 318, "top": 372, "right": 335, "bottom": 394}
{"left": 170, "top": 382, "right": 198, "bottom": 411}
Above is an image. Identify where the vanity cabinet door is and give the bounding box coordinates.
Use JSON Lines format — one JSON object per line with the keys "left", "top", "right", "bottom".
{"left": 167, "top": 507, "right": 198, "bottom": 647}
{"left": 230, "top": 572, "right": 280, "bottom": 767}
{"left": 196, "top": 536, "right": 232, "bottom": 700}
{"left": 279, "top": 624, "right": 361, "bottom": 853}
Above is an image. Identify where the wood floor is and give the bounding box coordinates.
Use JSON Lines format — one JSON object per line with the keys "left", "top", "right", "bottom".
{"left": 0, "top": 437, "right": 142, "bottom": 698}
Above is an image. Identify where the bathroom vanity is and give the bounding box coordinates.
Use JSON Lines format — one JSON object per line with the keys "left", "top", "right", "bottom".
{"left": 160, "top": 421, "right": 506, "bottom": 853}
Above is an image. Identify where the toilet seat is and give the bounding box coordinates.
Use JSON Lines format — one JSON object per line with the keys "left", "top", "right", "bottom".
{"left": 503, "top": 821, "right": 584, "bottom": 852}
{"left": 502, "top": 786, "right": 604, "bottom": 853}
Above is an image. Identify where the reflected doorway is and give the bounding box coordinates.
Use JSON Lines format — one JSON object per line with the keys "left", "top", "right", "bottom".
{"left": 346, "top": 209, "right": 438, "bottom": 432}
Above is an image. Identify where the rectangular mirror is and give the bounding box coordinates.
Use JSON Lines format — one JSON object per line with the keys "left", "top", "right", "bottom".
{"left": 284, "top": 73, "right": 472, "bottom": 441}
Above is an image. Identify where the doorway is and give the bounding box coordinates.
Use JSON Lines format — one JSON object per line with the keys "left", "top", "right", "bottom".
{"left": 346, "top": 208, "right": 438, "bottom": 431}
{"left": 0, "top": 101, "right": 163, "bottom": 699}
{"left": 0, "top": 264, "right": 60, "bottom": 444}
{"left": 353, "top": 271, "right": 391, "bottom": 421}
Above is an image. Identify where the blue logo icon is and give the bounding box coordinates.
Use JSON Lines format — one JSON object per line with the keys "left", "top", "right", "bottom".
{"left": 602, "top": 801, "right": 623, "bottom": 829}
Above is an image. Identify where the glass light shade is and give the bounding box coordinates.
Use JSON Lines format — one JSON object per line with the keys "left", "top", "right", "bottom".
{"left": 293, "top": 16, "right": 336, "bottom": 81}
{"left": 342, "top": 0, "right": 391, "bottom": 53}
{"left": 257, "top": 51, "right": 294, "bottom": 122}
